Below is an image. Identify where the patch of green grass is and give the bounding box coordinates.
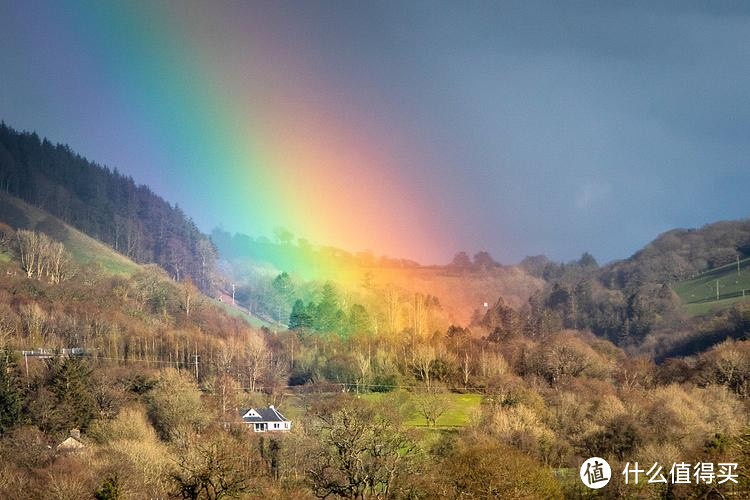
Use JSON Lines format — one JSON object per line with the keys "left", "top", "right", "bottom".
{"left": 362, "top": 391, "right": 483, "bottom": 428}
{"left": 64, "top": 232, "right": 139, "bottom": 275}
{"left": 684, "top": 296, "right": 750, "bottom": 316}
{"left": 277, "top": 391, "right": 482, "bottom": 430}
{"left": 0, "top": 251, "right": 10, "bottom": 263}
{"left": 276, "top": 395, "right": 307, "bottom": 421}
{"left": 673, "top": 256, "right": 750, "bottom": 316}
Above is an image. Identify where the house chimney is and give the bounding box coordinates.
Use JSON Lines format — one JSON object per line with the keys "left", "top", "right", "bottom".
{"left": 70, "top": 428, "right": 81, "bottom": 440}
{"left": 269, "top": 405, "right": 274, "bottom": 409}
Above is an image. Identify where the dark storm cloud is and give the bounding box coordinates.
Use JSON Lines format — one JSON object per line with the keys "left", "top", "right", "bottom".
{"left": 1, "top": 0, "right": 749, "bottom": 263}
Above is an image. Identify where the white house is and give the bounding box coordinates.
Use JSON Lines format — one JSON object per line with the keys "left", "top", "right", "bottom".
{"left": 241, "top": 405, "right": 291, "bottom": 432}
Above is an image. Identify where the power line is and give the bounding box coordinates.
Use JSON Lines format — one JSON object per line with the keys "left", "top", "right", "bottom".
{"left": 688, "top": 255, "right": 750, "bottom": 281}
{"left": 17, "top": 352, "right": 488, "bottom": 393}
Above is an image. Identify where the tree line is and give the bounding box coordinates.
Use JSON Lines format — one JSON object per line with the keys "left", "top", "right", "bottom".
{"left": 0, "top": 122, "right": 217, "bottom": 291}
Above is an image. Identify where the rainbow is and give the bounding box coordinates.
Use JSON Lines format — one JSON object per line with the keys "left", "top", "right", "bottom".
{"left": 49, "top": 1, "right": 452, "bottom": 280}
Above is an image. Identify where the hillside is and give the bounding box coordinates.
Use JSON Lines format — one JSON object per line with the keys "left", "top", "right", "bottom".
{"left": 215, "top": 228, "right": 545, "bottom": 328}
{"left": 0, "top": 123, "right": 217, "bottom": 290}
{"left": 599, "top": 219, "right": 750, "bottom": 291}
{"left": 0, "top": 191, "right": 276, "bottom": 330}
{"left": 221, "top": 251, "right": 545, "bottom": 329}
{"left": 673, "top": 256, "right": 750, "bottom": 315}
{"left": 0, "top": 204, "right": 268, "bottom": 358}
{"left": 592, "top": 219, "right": 750, "bottom": 322}
{"left": 510, "top": 222, "right": 750, "bottom": 357}
{"left": 369, "top": 265, "right": 544, "bottom": 325}
{"left": 0, "top": 191, "right": 139, "bottom": 275}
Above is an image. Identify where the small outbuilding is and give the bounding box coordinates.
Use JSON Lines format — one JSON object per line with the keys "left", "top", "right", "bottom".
{"left": 56, "top": 428, "right": 85, "bottom": 453}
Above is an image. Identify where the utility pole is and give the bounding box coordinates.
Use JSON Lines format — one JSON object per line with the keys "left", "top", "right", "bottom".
{"left": 738, "top": 255, "right": 741, "bottom": 277}
{"left": 232, "top": 283, "right": 236, "bottom": 306}
{"left": 716, "top": 280, "right": 720, "bottom": 301}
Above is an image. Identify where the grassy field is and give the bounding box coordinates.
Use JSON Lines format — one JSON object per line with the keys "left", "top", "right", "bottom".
{"left": 279, "top": 391, "right": 483, "bottom": 429}
{"left": 362, "top": 391, "right": 483, "bottom": 427}
{"left": 684, "top": 296, "right": 750, "bottom": 316}
{"left": 673, "top": 256, "right": 750, "bottom": 315}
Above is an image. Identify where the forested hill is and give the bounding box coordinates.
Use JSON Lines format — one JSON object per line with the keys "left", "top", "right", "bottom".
{"left": 519, "top": 220, "right": 750, "bottom": 358}
{"left": 599, "top": 220, "right": 750, "bottom": 290}
{"left": 0, "top": 122, "right": 216, "bottom": 291}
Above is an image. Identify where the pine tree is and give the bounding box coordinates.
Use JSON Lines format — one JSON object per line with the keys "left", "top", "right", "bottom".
{"left": 272, "top": 272, "right": 295, "bottom": 322}
{"left": 289, "top": 299, "right": 312, "bottom": 329}
{"left": 346, "top": 304, "right": 371, "bottom": 335}
{"left": 0, "top": 348, "right": 23, "bottom": 433}
{"left": 47, "top": 357, "right": 96, "bottom": 431}
{"left": 315, "top": 282, "right": 343, "bottom": 333}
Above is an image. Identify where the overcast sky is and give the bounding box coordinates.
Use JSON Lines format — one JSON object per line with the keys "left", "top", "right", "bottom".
{"left": 1, "top": 1, "right": 749, "bottom": 264}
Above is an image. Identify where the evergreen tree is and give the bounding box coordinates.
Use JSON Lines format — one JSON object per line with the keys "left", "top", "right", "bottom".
{"left": 47, "top": 357, "right": 96, "bottom": 431}
{"left": 94, "top": 475, "right": 121, "bottom": 500}
{"left": 289, "top": 299, "right": 313, "bottom": 329}
{"left": 0, "top": 348, "right": 23, "bottom": 433}
{"left": 315, "top": 282, "right": 343, "bottom": 333}
{"left": 271, "top": 272, "right": 295, "bottom": 322}
{"left": 346, "top": 304, "right": 371, "bottom": 335}
{"left": 578, "top": 252, "right": 598, "bottom": 268}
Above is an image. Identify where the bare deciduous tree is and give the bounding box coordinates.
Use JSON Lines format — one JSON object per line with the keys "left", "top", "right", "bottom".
{"left": 461, "top": 351, "right": 472, "bottom": 388}
{"left": 171, "top": 433, "right": 256, "bottom": 500}
{"left": 15, "top": 230, "right": 72, "bottom": 283}
{"left": 305, "top": 398, "right": 417, "bottom": 499}
{"left": 354, "top": 346, "right": 371, "bottom": 393}
{"left": 414, "top": 388, "right": 451, "bottom": 427}
{"left": 16, "top": 229, "right": 38, "bottom": 278}
{"left": 412, "top": 344, "right": 436, "bottom": 389}
{"left": 245, "top": 334, "right": 268, "bottom": 393}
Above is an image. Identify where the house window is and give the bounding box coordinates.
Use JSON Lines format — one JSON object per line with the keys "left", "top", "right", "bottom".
{"left": 285, "top": 422, "right": 289, "bottom": 429}
{"left": 274, "top": 423, "right": 279, "bottom": 428}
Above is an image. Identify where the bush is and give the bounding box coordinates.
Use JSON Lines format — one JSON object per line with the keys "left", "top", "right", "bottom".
{"left": 146, "top": 369, "right": 207, "bottom": 442}
{"left": 436, "top": 439, "right": 563, "bottom": 499}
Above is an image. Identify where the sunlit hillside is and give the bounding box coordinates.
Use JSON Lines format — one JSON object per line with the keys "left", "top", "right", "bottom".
{"left": 0, "top": 191, "right": 139, "bottom": 275}
{"left": 674, "top": 256, "right": 750, "bottom": 315}
{"left": 369, "top": 265, "right": 544, "bottom": 325}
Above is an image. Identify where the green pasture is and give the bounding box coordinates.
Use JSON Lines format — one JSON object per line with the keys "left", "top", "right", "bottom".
{"left": 361, "top": 391, "right": 483, "bottom": 427}
{"left": 279, "top": 391, "right": 482, "bottom": 429}
{"left": 673, "top": 256, "right": 750, "bottom": 315}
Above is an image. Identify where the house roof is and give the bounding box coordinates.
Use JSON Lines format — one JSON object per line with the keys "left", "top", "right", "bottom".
{"left": 241, "top": 406, "right": 290, "bottom": 423}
